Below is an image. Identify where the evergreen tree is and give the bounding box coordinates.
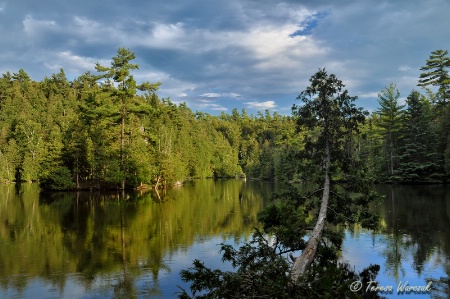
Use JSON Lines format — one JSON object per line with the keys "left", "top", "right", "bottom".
{"left": 418, "top": 49, "right": 450, "bottom": 105}
{"left": 290, "top": 68, "right": 375, "bottom": 280}
{"left": 95, "top": 48, "right": 160, "bottom": 189}
{"left": 438, "top": 104, "right": 450, "bottom": 179}
{"left": 396, "top": 91, "right": 440, "bottom": 182}
{"left": 417, "top": 50, "right": 450, "bottom": 181}
{"left": 376, "top": 83, "right": 405, "bottom": 178}
{"left": 360, "top": 113, "right": 384, "bottom": 180}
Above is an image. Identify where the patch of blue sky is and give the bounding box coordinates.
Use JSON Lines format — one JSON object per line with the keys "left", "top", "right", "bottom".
{"left": 290, "top": 11, "right": 328, "bottom": 37}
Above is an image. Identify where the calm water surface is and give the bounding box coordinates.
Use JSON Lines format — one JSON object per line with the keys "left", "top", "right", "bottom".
{"left": 343, "top": 185, "right": 450, "bottom": 298}
{"left": 0, "top": 181, "right": 449, "bottom": 298}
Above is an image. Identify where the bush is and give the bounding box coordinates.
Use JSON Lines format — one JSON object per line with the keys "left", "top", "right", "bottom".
{"left": 39, "top": 166, "right": 75, "bottom": 191}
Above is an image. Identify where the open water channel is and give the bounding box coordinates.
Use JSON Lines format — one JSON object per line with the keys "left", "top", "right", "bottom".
{"left": 0, "top": 180, "right": 449, "bottom": 298}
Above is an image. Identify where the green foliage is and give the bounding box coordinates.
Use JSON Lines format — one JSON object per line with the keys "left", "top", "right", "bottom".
{"left": 94, "top": 48, "right": 160, "bottom": 189}
{"left": 179, "top": 233, "right": 294, "bottom": 299}
{"left": 179, "top": 225, "right": 383, "bottom": 299}
{"left": 375, "top": 83, "right": 405, "bottom": 178}
{"left": 0, "top": 139, "right": 20, "bottom": 182}
{"left": 39, "top": 166, "right": 75, "bottom": 191}
{"left": 396, "top": 91, "right": 441, "bottom": 182}
{"left": 180, "top": 70, "right": 382, "bottom": 298}
{"left": 2, "top": 48, "right": 450, "bottom": 187}
{"left": 293, "top": 69, "right": 368, "bottom": 178}
{"left": 0, "top": 53, "right": 305, "bottom": 187}
{"left": 418, "top": 49, "right": 450, "bottom": 105}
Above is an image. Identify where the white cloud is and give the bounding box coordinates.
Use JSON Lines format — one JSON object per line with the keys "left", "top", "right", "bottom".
{"left": 103, "top": 7, "right": 327, "bottom": 77}
{"left": 195, "top": 102, "right": 228, "bottom": 111}
{"left": 23, "top": 15, "right": 57, "bottom": 36}
{"left": 398, "top": 65, "right": 413, "bottom": 72}
{"left": 245, "top": 101, "right": 276, "bottom": 110}
{"left": 237, "top": 23, "right": 324, "bottom": 63}
{"left": 157, "top": 82, "right": 198, "bottom": 101}
{"left": 358, "top": 92, "right": 379, "bottom": 99}
{"left": 151, "top": 22, "right": 186, "bottom": 47}
{"left": 17, "top": 5, "right": 326, "bottom": 105}
{"left": 224, "top": 93, "right": 241, "bottom": 98}
{"left": 199, "top": 92, "right": 242, "bottom": 99}
{"left": 211, "top": 106, "right": 228, "bottom": 111}
{"left": 55, "top": 51, "right": 104, "bottom": 72}
{"left": 200, "top": 92, "right": 222, "bottom": 98}
{"left": 72, "top": 16, "right": 127, "bottom": 44}
{"left": 197, "top": 99, "right": 213, "bottom": 103}
{"left": 398, "top": 96, "right": 407, "bottom": 106}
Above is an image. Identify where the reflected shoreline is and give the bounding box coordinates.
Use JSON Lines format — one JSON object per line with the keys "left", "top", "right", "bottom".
{"left": 1, "top": 182, "right": 449, "bottom": 298}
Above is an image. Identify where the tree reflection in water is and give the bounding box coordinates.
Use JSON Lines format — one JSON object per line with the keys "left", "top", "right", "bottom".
{"left": 0, "top": 180, "right": 273, "bottom": 298}
{"left": 1, "top": 182, "right": 450, "bottom": 298}
{"left": 371, "top": 184, "right": 450, "bottom": 298}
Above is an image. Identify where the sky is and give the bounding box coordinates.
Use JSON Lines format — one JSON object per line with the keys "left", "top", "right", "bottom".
{"left": 1, "top": 0, "right": 450, "bottom": 115}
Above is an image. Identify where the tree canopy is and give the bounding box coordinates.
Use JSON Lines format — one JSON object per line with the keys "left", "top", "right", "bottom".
{"left": 418, "top": 49, "right": 450, "bottom": 105}
{"left": 1, "top": 48, "right": 449, "bottom": 187}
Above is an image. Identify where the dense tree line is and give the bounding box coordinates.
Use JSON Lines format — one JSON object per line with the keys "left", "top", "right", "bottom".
{"left": 1, "top": 48, "right": 449, "bottom": 189}
{"left": 0, "top": 49, "right": 302, "bottom": 189}
{"left": 365, "top": 49, "right": 450, "bottom": 183}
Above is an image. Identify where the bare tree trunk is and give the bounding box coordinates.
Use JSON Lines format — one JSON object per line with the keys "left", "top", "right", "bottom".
{"left": 290, "top": 139, "right": 331, "bottom": 283}
{"left": 154, "top": 175, "right": 160, "bottom": 190}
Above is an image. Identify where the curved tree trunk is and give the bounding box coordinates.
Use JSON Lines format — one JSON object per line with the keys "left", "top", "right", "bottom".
{"left": 290, "top": 139, "right": 331, "bottom": 283}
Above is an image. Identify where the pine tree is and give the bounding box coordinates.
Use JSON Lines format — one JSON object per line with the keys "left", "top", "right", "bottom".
{"left": 418, "top": 50, "right": 450, "bottom": 181}
{"left": 418, "top": 49, "right": 450, "bottom": 105}
{"left": 376, "top": 83, "right": 405, "bottom": 178}
{"left": 396, "top": 91, "right": 440, "bottom": 182}
{"left": 94, "top": 48, "right": 160, "bottom": 189}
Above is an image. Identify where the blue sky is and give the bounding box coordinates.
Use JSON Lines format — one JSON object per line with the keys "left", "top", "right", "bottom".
{"left": 1, "top": 0, "right": 450, "bottom": 115}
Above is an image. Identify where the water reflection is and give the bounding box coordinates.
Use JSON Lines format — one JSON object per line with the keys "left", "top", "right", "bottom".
{"left": 0, "top": 180, "right": 281, "bottom": 298}
{"left": 343, "top": 184, "right": 450, "bottom": 298}
{"left": 2, "top": 182, "right": 450, "bottom": 298}
{"left": 376, "top": 185, "right": 450, "bottom": 276}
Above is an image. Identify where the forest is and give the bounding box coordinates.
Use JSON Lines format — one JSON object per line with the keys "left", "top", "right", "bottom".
{"left": 0, "top": 48, "right": 449, "bottom": 190}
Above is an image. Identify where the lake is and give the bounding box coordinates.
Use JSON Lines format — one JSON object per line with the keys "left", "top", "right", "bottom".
{"left": 0, "top": 181, "right": 449, "bottom": 298}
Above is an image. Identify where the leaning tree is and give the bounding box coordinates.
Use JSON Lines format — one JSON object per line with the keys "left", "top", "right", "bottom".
{"left": 289, "top": 68, "right": 377, "bottom": 281}
{"left": 179, "top": 69, "right": 381, "bottom": 299}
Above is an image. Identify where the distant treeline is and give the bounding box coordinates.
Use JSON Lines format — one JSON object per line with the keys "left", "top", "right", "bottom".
{"left": 0, "top": 48, "right": 449, "bottom": 189}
